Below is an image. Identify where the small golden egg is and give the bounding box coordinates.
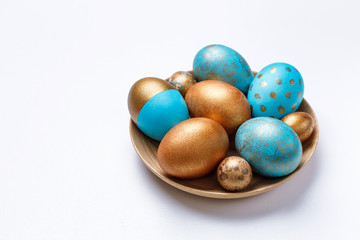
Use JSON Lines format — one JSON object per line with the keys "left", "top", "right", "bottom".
{"left": 167, "top": 71, "right": 197, "bottom": 97}
{"left": 185, "top": 80, "right": 251, "bottom": 135}
{"left": 281, "top": 112, "right": 315, "bottom": 143}
{"left": 158, "top": 118, "right": 229, "bottom": 179}
{"left": 217, "top": 156, "right": 252, "bottom": 191}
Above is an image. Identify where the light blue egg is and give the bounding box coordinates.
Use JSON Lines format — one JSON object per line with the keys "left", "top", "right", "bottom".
{"left": 137, "top": 89, "right": 189, "bottom": 141}
{"left": 248, "top": 62, "right": 304, "bottom": 119}
{"left": 235, "top": 117, "right": 302, "bottom": 177}
{"left": 193, "top": 44, "right": 253, "bottom": 94}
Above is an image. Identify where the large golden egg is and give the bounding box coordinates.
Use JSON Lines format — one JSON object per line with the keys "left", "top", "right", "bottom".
{"left": 157, "top": 118, "right": 229, "bottom": 179}
{"left": 185, "top": 80, "right": 251, "bottom": 135}
{"left": 281, "top": 112, "right": 315, "bottom": 143}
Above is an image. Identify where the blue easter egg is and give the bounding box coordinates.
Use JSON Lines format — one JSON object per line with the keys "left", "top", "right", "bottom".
{"left": 128, "top": 77, "right": 189, "bottom": 141}
{"left": 193, "top": 44, "right": 253, "bottom": 94}
{"left": 235, "top": 117, "right": 302, "bottom": 177}
{"left": 248, "top": 62, "right": 304, "bottom": 119}
{"left": 137, "top": 90, "right": 189, "bottom": 141}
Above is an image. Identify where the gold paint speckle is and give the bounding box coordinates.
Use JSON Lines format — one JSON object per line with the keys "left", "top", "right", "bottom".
{"left": 278, "top": 106, "right": 285, "bottom": 113}
{"left": 285, "top": 91, "right": 291, "bottom": 98}
{"left": 254, "top": 93, "right": 261, "bottom": 99}
{"left": 276, "top": 78, "right": 282, "bottom": 85}
{"left": 299, "top": 79, "right": 303, "bottom": 85}
{"left": 285, "top": 67, "right": 291, "bottom": 72}
{"left": 249, "top": 84, "right": 253, "bottom": 91}
{"left": 270, "top": 92, "right": 277, "bottom": 99}
{"left": 257, "top": 74, "right": 262, "bottom": 78}
{"left": 290, "top": 79, "right": 295, "bottom": 85}
{"left": 260, "top": 81, "right": 267, "bottom": 87}
{"left": 270, "top": 68, "right": 276, "bottom": 73}
{"left": 260, "top": 105, "right": 267, "bottom": 112}
{"left": 291, "top": 103, "right": 297, "bottom": 110}
{"left": 298, "top": 92, "right": 302, "bottom": 98}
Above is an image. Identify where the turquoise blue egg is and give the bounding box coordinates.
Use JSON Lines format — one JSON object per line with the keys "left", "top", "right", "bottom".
{"left": 235, "top": 117, "right": 302, "bottom": 177}
{"left": 193, "top": 44, "right": 253, "bottom": 94}
{"left": 128, "top": 77, "right": 189, "bottom": 141}
{"left": 137, "top": 90, "right": 189, "bottom": 141}
{"left": 248, "top": 62, "right": 304, "bottom": 119}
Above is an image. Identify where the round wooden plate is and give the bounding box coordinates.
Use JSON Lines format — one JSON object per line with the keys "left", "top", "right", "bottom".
{"left": 129, "top": 98, "right": 319, "bottom": 199}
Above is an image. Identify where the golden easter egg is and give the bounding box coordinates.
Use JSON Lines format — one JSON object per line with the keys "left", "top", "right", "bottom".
{"left": 157, "top": 118, "right": 229, "bottom": 179}
{"left": 167, "top": 71, "right": 197, "bottom": 97}
{"left": 185, "top": 80, "right": 251, "bottom": 135}
{"left": 281, "top": 112, "right": 315, "bottom": 143}
{"left": 217, "top": 156, "right": 252, "bottom": 191}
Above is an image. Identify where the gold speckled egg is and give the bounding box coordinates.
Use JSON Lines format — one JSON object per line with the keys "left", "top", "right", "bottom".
{"left": 167, "top": 71, "right": 197, "bottom": 97}
{"left": 158, "top": 118, "right": 229, "bottom": 179}
{"left": 217, "top": 156, "right": 252, "bottom": 191}
{"left": 185, "top": 80, "right": 251, "bottom": 135}
{"left": 281, "top": 112, "right": 315, "bottom": 143}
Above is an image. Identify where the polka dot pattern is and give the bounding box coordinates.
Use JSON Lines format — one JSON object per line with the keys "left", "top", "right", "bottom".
{"left": 247, "top": 62, "right": 304, "bottom": 119}
{"left": 278, "top": 106, "right": 285, "bottom": 113}
{"left": 270, "top": 92, "right": 277, "bottom": 99}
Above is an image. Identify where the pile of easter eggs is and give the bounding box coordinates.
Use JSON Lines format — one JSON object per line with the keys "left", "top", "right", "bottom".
{"left": 128, "top": 44, "right": 315, "bottom": 192}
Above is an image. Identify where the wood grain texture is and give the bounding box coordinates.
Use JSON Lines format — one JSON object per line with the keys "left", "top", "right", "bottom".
{"left": 130, "top": 98, "right": 319, "bottom": 199}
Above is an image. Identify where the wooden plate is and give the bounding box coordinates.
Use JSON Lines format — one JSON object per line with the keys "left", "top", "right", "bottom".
{"left": 129, "top": 98, "right": 319, "bottom": 199}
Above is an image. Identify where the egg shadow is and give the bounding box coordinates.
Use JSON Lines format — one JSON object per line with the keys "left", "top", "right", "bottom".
{"left": 136, "top": 142, "right": 322, "bottom": 219}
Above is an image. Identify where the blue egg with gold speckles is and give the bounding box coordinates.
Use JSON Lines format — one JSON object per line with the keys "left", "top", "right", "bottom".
{"left": 235, "top": 117, "right": 302, "bottom": 177}
{"left": 248, "top": 62, "right": 304, "bottom": 119}
{"left": 193, "top": 44, "right": 253, "bottom": 94}
{"left": 128, "top": 77, "right": 189, "bottom": 141}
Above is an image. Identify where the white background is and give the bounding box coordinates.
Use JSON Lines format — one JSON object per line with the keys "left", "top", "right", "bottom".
{"left": 0, "top": 0, "right": 359, "bottom": 239}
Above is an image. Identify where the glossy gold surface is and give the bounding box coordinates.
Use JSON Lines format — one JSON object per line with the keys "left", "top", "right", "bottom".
{"left": 281, "top": 112, "right": 315, "bottom": 143}
{"left": 217, "top": 156, "right": 252, "bottom": 192}
{"left": 185, "top": 80, "right": 251, "bottom": 135}
{"left": 157, "top": 118, "right": 229, "bottom": 179}
{"left": 167, "top": 71, "right": 197, "bottom": 97}
{"left": 127, "top": 77, "right": 173, "bottom": 123}
{"left": 129, "top": 98, "right": 319, "bottom": 199}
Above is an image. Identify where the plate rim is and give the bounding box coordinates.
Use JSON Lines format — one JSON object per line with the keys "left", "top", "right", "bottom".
{"left": 129, "top": 98, "right": 319, "bottom": 199}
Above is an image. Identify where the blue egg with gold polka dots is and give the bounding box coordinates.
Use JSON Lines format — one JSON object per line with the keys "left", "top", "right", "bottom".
{"left": 247, "top": 62, "right": 304, "bottom": 119}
